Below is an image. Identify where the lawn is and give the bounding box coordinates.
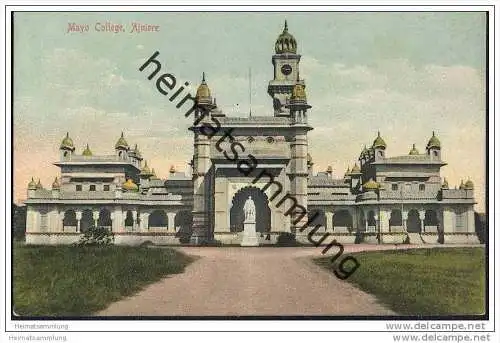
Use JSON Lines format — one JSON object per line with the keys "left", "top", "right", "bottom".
{"left": 314, "top": 247, "right": 485, "bottom": 316}
{"left": 13, "top": 244, "right": 195, "bottom": 316}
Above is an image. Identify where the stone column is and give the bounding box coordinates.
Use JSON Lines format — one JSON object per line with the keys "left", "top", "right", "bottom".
{"left": 325, "top": 211, "right": 333, "bottom": 232}
{"left": 419, "top": 210, "right": 425, "bottom": 233}
{"left": 25, "top": 206, "right": 37, "bottom": 233}
{"left": 191, "top": 118, "right": 211, "bottom": 244}
{"left": 402, "top": 211, "right": 408, "bottom": 232}
{"left": 76, "top": 211, "right": 82, "bottom": 233}
{"left": 289, "top": 131, "right": 309, "bottom": 233}
{"left": 167, "top": 212, "right": 176, "bottom": 232}
{"left": 442, "top": 207, "right": 454, "bottom": 233}
{"left": 92, "top": 211, "right": 99, "bottom": 228}
{"left": 379, "top": 209, "right": 390, "bottom": 233}
{"left": 58, "top": 212, "right": 64, "bottom": 232}
{"left": 467, "top": 207, "right": 475, "bottom": 233}
{"left": 111, "top": 207, "right": 122, "bottom": 233}
{"left": 141, "top": 212, "right": 150, "bottom": 232}
{"left": 132, "top": 210, "right": 138, "bottom": 231}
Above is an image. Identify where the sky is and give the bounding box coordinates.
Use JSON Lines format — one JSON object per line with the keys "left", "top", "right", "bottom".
{"left": 13, "top": 11, "right": 487, "bottom": 211}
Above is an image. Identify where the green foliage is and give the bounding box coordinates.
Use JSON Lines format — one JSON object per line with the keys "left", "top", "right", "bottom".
{"left": 314, "top": 247, "right": 485, "bottom": 315}
{"left": 76, "top": 226, "right": 114, "bottom": 246}
{"left": 13, "top": 244, "right": 195, "bottom": 316}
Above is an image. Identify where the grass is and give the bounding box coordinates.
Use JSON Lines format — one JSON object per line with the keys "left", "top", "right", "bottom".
{"left": 314, "top": 247, "right": 486, "bottom": 316}
{"left": 13, "top": 244, "right": 195, "bottom": 316}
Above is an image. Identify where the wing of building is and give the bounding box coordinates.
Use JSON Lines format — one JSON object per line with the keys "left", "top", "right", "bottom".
{"left": 24, "top": 21, "right": 479, "bottom": 245}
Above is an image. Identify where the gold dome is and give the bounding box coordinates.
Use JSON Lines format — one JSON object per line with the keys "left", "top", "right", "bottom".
{"left": 326, "top": 165, "right": 333, "bottom": 173}
{"left": 351, "top": 163, "right": 361, "bottom": 174}
{"left": 464, "top": 179, "right": 474, "bottom": 190}
{"left": 122, "top": 179, "right": 139, "bottom": 191}
{"left": 291, "top": 83, "right": 307, "bottom": 100}
{"left": 195, "top": 72, "right": 211, "bottom": 101}
{"left": 372, "top": 131, "right": 387, "bottom": 149}
{"left": 52, "top": 177, "right": 60, "bottom": 190}
{"left": 363, "top": 178, "right": 379, "bottom": 191}
{"left": 442, "top": 178, "right": 449, "bottom": 189}
{"left": 60, "top": 132, "right": 75, "bottom": 150}
{"left": 426, "top": 131, "right": 441, "bottom": 149}
{"left": 82, "top": 144, "right": 92, "bottom": 156}
{"left": 345, "top": 166, "right": 351, "bottom": 175}
{"left": 28, "top": 177, "right": 37, "bottom": 190}
{"left": 275, "top": 20, "right": 297, "bottom": 54}
{"left": 115, "top": 132, "right": 129, "bottom": 150}
{"left": 409, "top": 143, "right": 419, "bottom": 155}
{"left": 36, "top": 179, "right": 43, "bottom": 190}
{"left": 169, "top": 165, "right": 176, "bottom": 173}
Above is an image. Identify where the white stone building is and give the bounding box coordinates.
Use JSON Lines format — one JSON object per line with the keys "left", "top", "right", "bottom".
{"left": 24, "top": 22, "right": 479, "bottom": 245}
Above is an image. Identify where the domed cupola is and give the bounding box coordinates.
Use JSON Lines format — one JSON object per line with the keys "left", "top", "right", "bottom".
{"left": 351, "top": 163, "right": 361, "bottom": 174}
{"left": 115, "top": 132, "right": 129, "bottom": 150}
{"left": 372, "top": 131, "right": 387, "bottom": 150}
{"left": 363, "top": 178, "right": 379, "bottom": 192}
{"left": 122, "top": 179, "right": 139, "bottom": 192}
{"left": 464, "top": 179, "right": 474, "bottom": 190}
{"left": 426, "top": 131, "right": 441, "bottom": 150}
{"left": 82, "top": 144, "right": 92, "bottom": 157}
{"left": 195, "top": 72, "right": 212, "bottom": 106}
{"left": 409, "top": 143, "right": 419, "bottom": 155}
{"left": 442, "top": 178, "right": 449, "bottom": 190}
{"left": 275, "top": 20, "right": 297, "bottom": 54}
{"left": 28, "top": 177, "right": 37, "bottom": 190}
{"left": 60, "top": 132, "right": 75, "bottom": 150}
{"left": 139, "top": 160, "right": 154, "bottom": 179}
{"left": 51, "top": 177, "right": 60, "bottom": 190}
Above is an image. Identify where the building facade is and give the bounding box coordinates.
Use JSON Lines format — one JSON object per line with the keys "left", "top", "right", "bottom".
{"left": 24, "top": 22, "right": 479, "bottom": 245}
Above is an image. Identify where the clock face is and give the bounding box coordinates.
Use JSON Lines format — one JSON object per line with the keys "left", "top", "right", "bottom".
{"left": 281, "top": 64, "right": 292, "bottom": 76}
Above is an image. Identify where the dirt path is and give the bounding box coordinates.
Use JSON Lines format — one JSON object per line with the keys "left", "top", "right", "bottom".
{"left": 97, "top": 245, "right": 403, "bottom": 316}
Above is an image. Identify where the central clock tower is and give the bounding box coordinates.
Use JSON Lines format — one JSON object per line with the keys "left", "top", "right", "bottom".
{"left": 268, "top": 20, "right": 305, "bottom": 116}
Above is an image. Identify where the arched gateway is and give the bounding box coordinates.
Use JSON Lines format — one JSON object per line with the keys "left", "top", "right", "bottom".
{"left": 230, "top": 187, "right": 271, "bottom": 234}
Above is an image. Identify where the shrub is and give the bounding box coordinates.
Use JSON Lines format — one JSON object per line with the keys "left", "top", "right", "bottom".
{"left": 76, "top": 226, "right": 114, "bottom": 246}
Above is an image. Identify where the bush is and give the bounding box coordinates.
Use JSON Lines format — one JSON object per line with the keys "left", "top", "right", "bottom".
{"left": 76, "top": 226, "right": 114, "bottom": 246}
{"left": 276, "top": 232, "right": 298, "bottom": 246}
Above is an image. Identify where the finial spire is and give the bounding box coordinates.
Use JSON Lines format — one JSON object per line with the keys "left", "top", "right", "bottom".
{"left": 121, "top": 131, "right": 124, "bottom": 138}
{"left": 202, "top": 72, "right": 206, "bottom": 82}
{"left": 284, "top": 20, "right": 288, "bottom": 32}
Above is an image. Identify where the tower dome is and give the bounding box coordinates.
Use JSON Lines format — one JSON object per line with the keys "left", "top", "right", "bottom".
{"left": 275, "top": 20, "right": 297, "bottom": 54}
{"left": 82, "top": 144, "right": 92, "bottom": 156}
{"left": 326, "top": 165, "right": 333, "bottom": 173}
{"left": 426, "top": 131, "right": 441, "bottom": 150}
{"left": 359, "top": 145, "right": 369, "bottom": 159}
{"left": 169, "top": 165, "right": 176, "bottom": 174}
{"left": 372, "top": 131, "right": 387, "bottom": 149}
{"left": 464, "top": 179, "right": 474, "bottom": 190}
{"left": 409, "top": 144, "right": 419, "bottom": 155}
{"left": 36, "top": 179, "right": 43, "bottom": 190}
{"left": 60, "top": 132, "right": 75, "bottom": 150}
{"left": 195, "top": 72, "right": 212, "bottom": 103}
{"left": 307, "top": 153, "right": 313, "bottom": 165}
{"left": 115, "top": 132, "right": 129, "bottom": 150}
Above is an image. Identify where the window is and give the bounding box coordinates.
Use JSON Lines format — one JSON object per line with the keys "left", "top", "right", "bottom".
{"left": 433, "top": 151, "right": 438, "bottom": 157}
{"left": 103, "top": 185, "right": 110, "bottom": 191}
{"left": 76, "top": 184, "right": 82, "bottom": 191}
{"left": 392, "top": 184, "right": 398, "bottom": 191}
{"left": 89, "top": 185, "right": 96, "bottom": 191}
{"left": 419, "top": 184, "right": 425, "bottom": 191}
{"left": 266, "top": 136, "right": 275, "bottom": 144}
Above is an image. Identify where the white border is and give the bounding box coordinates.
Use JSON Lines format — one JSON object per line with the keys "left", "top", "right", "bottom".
{"left": 1, "top": 1, "right": 497, "bottom": 338}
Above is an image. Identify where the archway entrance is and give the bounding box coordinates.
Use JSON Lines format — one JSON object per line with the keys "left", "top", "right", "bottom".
{"left": 81, "top": 209, "right": 93, "bottom": 233}
{"left": 230, "top": 186, "right": 271, "bottom": 233}
{"left": 407, "top": 209, "right": 421, "bottom": 233}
